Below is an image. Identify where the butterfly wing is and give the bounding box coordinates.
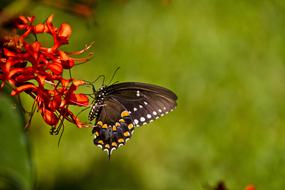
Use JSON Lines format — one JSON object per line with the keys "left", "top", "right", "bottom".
{"left": 106, "top": 82, "right": 177, "bottom": 126}
{"left": 91, "top": 82, "right": 177, "bottom": 157}
{"left": 92, "top": 97, "right": 134, "bottom": 157}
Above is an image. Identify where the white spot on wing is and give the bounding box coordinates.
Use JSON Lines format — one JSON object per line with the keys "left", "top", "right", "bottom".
{"left": 147, "top": 114, "right": 152, "bottom": 119}
{"left": 104, "top": 149, "right": 109, "bottom": 153}
{"left": 153, "top": 111, "right": 157, "bottom": 116}
{"left": 163, "top": 107, "right": 166, "bottom": 110}
{"left": 158, "top": 109, "right": 162, "bottom": 113}
{"left": 140, "top": 117, "right": 146, "bottom": 122}
{"left": 110, "top": 147, "right": 116, "bottom": 154}
{"left": 144, "top": 101, "right": 148, "bottom": 105}
{"left": 134, "top": 119, "right": 139, "bottom": 124}
{"left": 134, "top": 107, "right": 138, "bottom": 111}
{"left": 136, "top": 90, "right": 140, "bottom": 97}
{"left": 139, "top": 105, "right": 143, "bottom": 108}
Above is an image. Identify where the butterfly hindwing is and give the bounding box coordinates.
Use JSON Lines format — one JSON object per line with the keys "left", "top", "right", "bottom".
{"left": 92, "top": 97, "right": 134, "bottom": 156}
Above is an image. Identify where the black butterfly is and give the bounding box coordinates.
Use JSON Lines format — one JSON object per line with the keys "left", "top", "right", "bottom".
{"left": 88, "top": 82, "right": 177, "bottom": 156}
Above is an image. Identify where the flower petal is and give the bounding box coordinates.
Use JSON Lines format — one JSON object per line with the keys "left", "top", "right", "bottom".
{"left": 34, "top": 23, "right": 46, "bottom": 33}
{"left": 11, "top": 84, "right": 37, "bottom": 96}
{"left": 47, "top": 62, "right": 63, "bottom": 75}
{"left": 41, "top": 108, "right": 59, "bottom": 126}
{"left": 58, "top": 23, "right": 72, "bottom": 43}
{"left": 3, "top": 48, "right": 16, "bottom": 57}
{"left": 73, "top": 79, "right": 86, "bottom": 86}
{"left": 58, "top": 51, "right": 75, "bottom": 69}
{"left": 69, "top": 94, "right": 89, "bottom": 106}
{"left": 48, "top": 95, "right": 61, "bottom": 110}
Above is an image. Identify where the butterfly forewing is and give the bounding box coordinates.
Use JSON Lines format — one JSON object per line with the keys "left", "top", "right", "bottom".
{"left": 109, "top": 88, "right": 176, "bottom": 126}
{"left": 90, "top": 82, "right": 177, "bottom": 157}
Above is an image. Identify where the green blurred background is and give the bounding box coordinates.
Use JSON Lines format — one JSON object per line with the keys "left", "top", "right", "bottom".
{"left": 1, "top": 0, "right": 285, "bottom": 189}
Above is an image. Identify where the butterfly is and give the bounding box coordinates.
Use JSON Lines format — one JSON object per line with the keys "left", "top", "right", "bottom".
{"left": 88, "top": 82, "right": 177, "bottom": 157}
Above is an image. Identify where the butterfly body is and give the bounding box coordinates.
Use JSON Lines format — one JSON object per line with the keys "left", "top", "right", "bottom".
{"left": 89, "top": 82, "right": 177, "bottom": 156}
{"left": 88, "top": 86, "right": 106, "bottom": 121}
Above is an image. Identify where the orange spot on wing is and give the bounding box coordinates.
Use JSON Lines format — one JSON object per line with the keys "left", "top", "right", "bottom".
{"left": 121, "top": 110, "right": 130, "bottom": 117}
{"left": 124, "top": 131, "right": 130, "bottom": 137}
{"left": 128, "top": 124, "right": 134, "bottom": 129}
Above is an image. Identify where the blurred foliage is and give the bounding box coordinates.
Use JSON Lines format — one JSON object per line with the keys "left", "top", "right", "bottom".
{"left": 0, "top": 88, "right": 33, "bottom": 190}
{"left": 1, "top": 0, "right": 285, "bottom": 189}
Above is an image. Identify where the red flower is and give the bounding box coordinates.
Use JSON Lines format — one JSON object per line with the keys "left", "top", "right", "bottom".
{"left": 244, "top": 185, "right": 256, "bottom": 190}
{"left": 0, "top": 15, "right": 93, "bottom": 132}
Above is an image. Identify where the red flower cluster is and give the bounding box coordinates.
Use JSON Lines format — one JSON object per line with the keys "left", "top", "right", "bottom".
{"left": 0, "top": 15, "right": 92, "bottom": 132}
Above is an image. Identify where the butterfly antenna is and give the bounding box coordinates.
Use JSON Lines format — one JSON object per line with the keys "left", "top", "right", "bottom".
{"left": 89, "top": 82, "right": 97, "bottom": 100}
{"left": 92, "top": 82, "right": 96, "bottom": 94}
{"left": 85, "top": 75, "right": 105, "bottom": 87}
{"left": 80, "top": 82, "right": 96, "bottom": 99}
{"left": 107, "top": 67, "right": 120, "bottom": 86}
{"left": 92, "top": 74, "right": 105, "bottom": 86}
{"left": 111, "top": 80, "right": 119, "bottom": 86}
{"left": 82, "top": 74, "right": 105, "bottom": 99}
